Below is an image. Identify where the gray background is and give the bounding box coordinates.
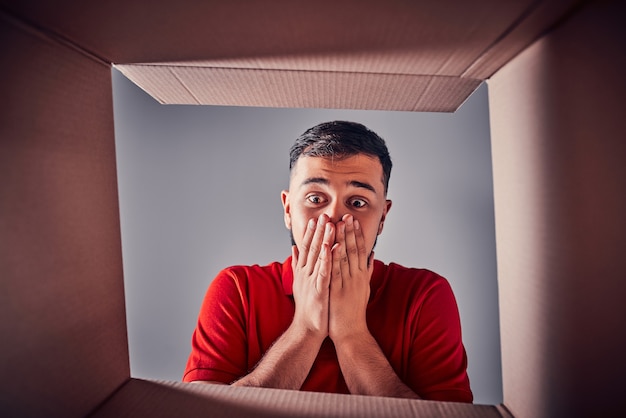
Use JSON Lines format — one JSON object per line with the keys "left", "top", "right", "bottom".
{"left": 112, "top": 68, "right": 502, "bottom": 405}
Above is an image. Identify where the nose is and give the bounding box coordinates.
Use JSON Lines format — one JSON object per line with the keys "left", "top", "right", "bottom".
{"left": 324, "top": 200, "right": 344, "bottom": 224}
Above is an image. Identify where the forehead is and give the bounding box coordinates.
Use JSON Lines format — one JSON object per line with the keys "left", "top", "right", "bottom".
{"left": 290, "top": 154, "right": 385, "bottom": 190}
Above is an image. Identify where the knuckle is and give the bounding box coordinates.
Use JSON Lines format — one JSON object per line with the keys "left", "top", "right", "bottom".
{"left": 309, "top": 244, "right": 320, "bottom": 256}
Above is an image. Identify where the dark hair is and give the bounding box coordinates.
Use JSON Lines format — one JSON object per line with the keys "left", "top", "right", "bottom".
{"left": 289, "top": 121, "right": 392, "bottom": 193}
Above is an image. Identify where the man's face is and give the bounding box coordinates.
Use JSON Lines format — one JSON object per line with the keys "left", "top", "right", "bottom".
{"left": 281, "top": 153, "right": 392, "bottom": 256}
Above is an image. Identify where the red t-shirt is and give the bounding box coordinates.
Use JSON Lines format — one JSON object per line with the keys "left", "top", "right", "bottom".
{"left": 183, "top": 257, "right": 473, "bottom": 403}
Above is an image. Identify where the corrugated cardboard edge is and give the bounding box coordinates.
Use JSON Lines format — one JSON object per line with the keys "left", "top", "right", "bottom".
{"left": 114, "top": 63, "right": 481, "bottom": 112}
{"left": 91, "top": 379, "right": 506, "bottom": 418}
{"left": 111, "top": 0, "right": 582, "bottom": 111}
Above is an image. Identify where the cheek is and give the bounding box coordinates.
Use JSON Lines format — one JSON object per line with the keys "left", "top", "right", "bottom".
{"left": 290, "top": 214, "right": 310, "bottom": 241}
{"left": 360, "top": 218, "right": 383, "bottom": 248}
{"left": 290, "top": 204, "right": 317, "bottom": 235}
{"left": 364, "top": 229, "right": 379, "bottom": 250}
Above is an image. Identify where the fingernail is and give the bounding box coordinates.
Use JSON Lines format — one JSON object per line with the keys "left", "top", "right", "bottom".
{"left": 325, "top": 222, "right": 332, "bottom": 234}
{"left": 346, "top": 215, "right": 353, "bottom": 226}
{"left": 308, "top": 218, "right": 316, "bottom": 229}
{"left": 354, "top": 219, "right": 360, "bottom": 230}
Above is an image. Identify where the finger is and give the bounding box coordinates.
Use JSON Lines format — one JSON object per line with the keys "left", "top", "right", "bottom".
{"left": 305, "top": 214, "right": 328, "bottom": 273}
{"left": 343, "top": 215, "right": 359, "bottom": 274}
{"left": 297, "top": 217, "right": 317, "bottom": 268}
{"left": 354, "top": 218, "right": 368, "bottom": 272}
{"left": 367, "top": 250, "right": 375, "bottom": 279}
{"left": 291, "top": 245, "right": 299, "bottom": 270}
{"left": 331, "top": 242, "right": 342, "bottom": 289}
{"left": 323, "top": 218, "right": 335, "bottom": 249}
{"left": 336, "top": 221, "right": 351, "bottom": 281}
{"left": 317, "top": 242, "right": 332, "bottom": 293}
{"left": 313, "top": 220, "right": 334, "bottom": 279}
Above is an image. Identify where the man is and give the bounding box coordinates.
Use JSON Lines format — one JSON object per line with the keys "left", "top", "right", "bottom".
{"left": 183, "top": 121, "right": 472, "bottom": 402}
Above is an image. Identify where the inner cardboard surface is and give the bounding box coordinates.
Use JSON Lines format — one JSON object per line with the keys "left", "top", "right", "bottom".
{"left": 114, "top": 64, "right": 481, "bottom": 111}
{"left": 1, "top": 0, "right": 625, "bottom": 417}
{"left": 93, "top": 379, "right": 507, "bottom": 418}
{"left": 0, "top": 12, "right": 128, "bottom": 418}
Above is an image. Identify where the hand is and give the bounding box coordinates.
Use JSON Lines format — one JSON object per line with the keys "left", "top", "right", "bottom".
{"left": 329, "top": 214, "right": 374, "bottom": 343}
{"left": 291, "top": 214, "right": 335, "bottom": 340}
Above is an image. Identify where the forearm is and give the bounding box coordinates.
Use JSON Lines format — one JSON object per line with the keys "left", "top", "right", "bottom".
{"left": 232, "top": 324, "right": 325, "bottom": 390}
{"left": 335, "top": 332, "right": 420, "bottom": 399}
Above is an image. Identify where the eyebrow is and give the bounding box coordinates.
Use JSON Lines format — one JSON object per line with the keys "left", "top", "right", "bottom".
{"left": 301, "top": 177, "right": 377, "bottom": 194}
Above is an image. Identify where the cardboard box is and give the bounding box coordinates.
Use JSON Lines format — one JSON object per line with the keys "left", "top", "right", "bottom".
{"left": 1, "top": 1, "right": 624, "bottom": 416}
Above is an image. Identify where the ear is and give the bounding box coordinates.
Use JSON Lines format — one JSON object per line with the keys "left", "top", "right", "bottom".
{"left": 377, "top": 199, "right": 392, "bottom": 235}
{"left": 281, "top": 190, "right": 292, "bottom": 230}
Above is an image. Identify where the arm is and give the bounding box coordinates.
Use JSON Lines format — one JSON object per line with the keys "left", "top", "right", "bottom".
{"left": 329, "top": 214, "right": 419, "bottom": 398}
{"left": 231, "top": 215, "right": 335, "bottom": 390}
{"left": 231, "top": 321, "right": 324, "bottom": 389}
{"left": 190, "top": 303, "right": 325, "bottom": 389}
{"left": 333, "top": 333, "right": 419, "bottom": 399}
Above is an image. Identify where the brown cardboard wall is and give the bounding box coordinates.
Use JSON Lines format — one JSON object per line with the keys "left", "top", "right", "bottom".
{"left": 2, "top": 0, "right": 625, "bottom": 416}
{"left": 0, "top": 0, "right": 554, "bottom": 70}
{"left": 0, "top": 15, "right": 129, "bottom": 418}
{"left": 488, "top": 1, "right": 626, "bottom": 416}
{"left": 92, "top": 378, "right": 506, "bottom": 418}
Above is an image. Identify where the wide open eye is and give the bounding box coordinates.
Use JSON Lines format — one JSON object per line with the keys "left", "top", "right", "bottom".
{"left": 349, "top": 198, "right": 368, "bottom": 208}
{"left": 306, "top": 194, "right": 326, "bottom": 204}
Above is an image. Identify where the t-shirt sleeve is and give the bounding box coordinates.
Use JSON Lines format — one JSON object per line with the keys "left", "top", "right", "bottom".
{"left": 182, "top": 268, "right": 249, "bottom": 383}
{"left": 408, "top": 277, "right": 473, "bottom": 403}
